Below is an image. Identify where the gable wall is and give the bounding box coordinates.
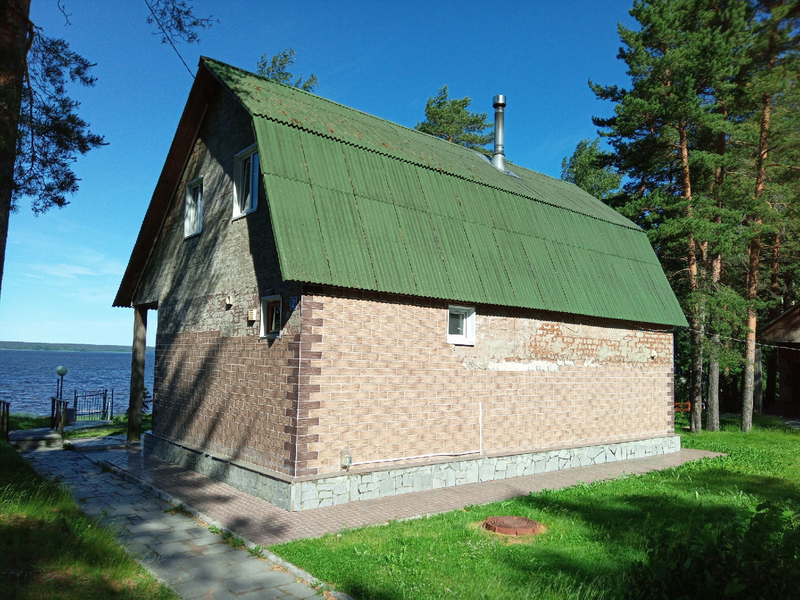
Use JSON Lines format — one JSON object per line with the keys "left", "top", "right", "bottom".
{"left": 297, "top": 286, "right": 675, "bottom": 476}
{"left": 134, "top": 86, "right": 302, "bottom": 475}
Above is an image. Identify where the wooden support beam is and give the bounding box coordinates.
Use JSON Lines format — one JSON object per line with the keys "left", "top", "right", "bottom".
{"left": 128, "top": 305, "right": 147, "bottom": 442}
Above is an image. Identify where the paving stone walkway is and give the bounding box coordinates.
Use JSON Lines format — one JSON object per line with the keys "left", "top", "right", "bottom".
{"left": 92, "top": 446, "right": 724, "bottom": 545}
{"left": 23, "top": 448, "right": 338, "bottom": 600}
{"left": 21, "top": 444, "right": 724, "bottom": 600}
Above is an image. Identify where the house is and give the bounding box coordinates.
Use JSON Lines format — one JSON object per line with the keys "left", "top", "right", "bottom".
{"left": 115, "top": 58, "right": 688, "bottom": 511}
{"left": 759, "top": 303, "right": 800, "bottom": 414}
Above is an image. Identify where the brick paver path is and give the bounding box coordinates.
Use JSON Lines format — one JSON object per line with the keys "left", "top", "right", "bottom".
{"left": 22, "top": 444, "right": 723, "bottom": 600}
{"left": 95, "top": 446, "right": 722, "bottom": 545}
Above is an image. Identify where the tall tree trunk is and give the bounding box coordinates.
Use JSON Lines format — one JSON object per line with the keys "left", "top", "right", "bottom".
{"left": 0, "top": 0, "right": 32, "bottom": 299}
{"left": 707, "top": 335, "right": 720, "bottom": 428}
{"left": 680, "top": 122, "right": 704, "bottom": 433}
{"left": 742, "top": 11, "right": 782, "bottom": 431}
{"left": 742, "top": 93, "right": 772, "bottom": 433}
{"left": 706, "top": 130, "right": 726, "bottom": 431}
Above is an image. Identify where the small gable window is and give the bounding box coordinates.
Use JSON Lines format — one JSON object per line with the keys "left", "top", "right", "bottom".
{"left": 184, "top": 177, "right": 203, "bottom": 238}
{"left": 447, "top": 305, "right": 475, "bottom": 345}
{"left": 260, "top": 295, "right": 282, "bottom": 338}
{"left": 234, "top": 144, "right": 259, "bottom": 219}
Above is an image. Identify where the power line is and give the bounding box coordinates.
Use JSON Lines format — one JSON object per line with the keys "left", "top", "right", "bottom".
{"left": 143, "top": 0, "right": 195, "bottom": 79}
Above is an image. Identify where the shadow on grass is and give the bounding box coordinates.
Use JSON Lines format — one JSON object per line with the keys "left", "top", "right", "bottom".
{"left": 311, "top": 467, "right": 800, "bottom": 599}
{"left": 0, "top": 442, "right": 175, "bottom": 600}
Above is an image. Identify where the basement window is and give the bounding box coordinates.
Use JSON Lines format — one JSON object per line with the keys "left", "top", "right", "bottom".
{"left": 184, "top": 177, "right": 203, "bottom": 238}
{"left": 260, "top": 295, "right": 282, "bottom": 338}
{"left": 447, "top": 305, "right": 475, "bottom": 346}
{"left": 233, "top": 144, "right": 259, "bottom": 219}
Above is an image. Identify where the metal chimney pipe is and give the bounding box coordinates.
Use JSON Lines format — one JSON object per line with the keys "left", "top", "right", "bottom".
{"left": 491, "top": 94, "right": 508, "bottom": 172}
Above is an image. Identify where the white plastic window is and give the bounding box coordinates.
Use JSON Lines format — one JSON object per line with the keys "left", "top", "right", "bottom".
{"left": 184, "top": 177, "right": 203, "bottom": 238}
{"left": 233, "top": 144, "right": 259, "bottom": 218}
{"left": 447, "top": 305, "right": 476, "bottom": 345}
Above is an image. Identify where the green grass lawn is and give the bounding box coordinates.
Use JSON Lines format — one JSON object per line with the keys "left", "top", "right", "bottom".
{"left": 8, "top": 413, "right": 51, "bottom": 430}
{"left": 0, "top": 441, "right": 177, "bottom": 600}
{"left": 62, "top": 414, "right": 153, "bottom": 439}
{"left": 8, "top": 412, "right": 152, "bottom": 439}
{"left": 271, "top": 415, "right": 800, "bottom": 600}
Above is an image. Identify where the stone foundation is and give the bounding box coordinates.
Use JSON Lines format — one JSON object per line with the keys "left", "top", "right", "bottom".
{"left": 144, "top": 432, "right": 681, "bottom": 511}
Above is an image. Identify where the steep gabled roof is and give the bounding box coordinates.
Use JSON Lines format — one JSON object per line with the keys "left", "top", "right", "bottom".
{"left": 760, "top": 303, "right": 800, "bottom": 343}
{"left": 117, "top": 57, "right": 687, "bottom": 328}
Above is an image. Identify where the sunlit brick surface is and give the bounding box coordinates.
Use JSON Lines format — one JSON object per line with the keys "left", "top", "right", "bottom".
{"left": 301, "top": 288, "right": 674, "bottom": 475}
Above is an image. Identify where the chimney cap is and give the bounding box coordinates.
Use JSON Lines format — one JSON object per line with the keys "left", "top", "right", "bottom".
{"left": 493, "top": 94, "right": 506, "bottom": 108}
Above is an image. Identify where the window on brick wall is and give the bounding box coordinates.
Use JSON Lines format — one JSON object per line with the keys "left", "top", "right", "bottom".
{"left": 447, "top": 305, "right": 475, "bottom": 345}
{"left": 184, "top": 177, "right": 203, "bottom": 238}
{"left": 260, "top": 295, "right": 282, "bottom": 338}
{"left": 233, "top": 144, "right": 259, "bottom": 219}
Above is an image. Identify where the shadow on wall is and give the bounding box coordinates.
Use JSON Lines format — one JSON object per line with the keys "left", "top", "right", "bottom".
{"left": 147, "top": 93, "right": 298, "bottom": 477}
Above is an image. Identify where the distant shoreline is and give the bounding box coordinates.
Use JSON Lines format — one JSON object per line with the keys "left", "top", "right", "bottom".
{"left": 0, "top": 341, "right": 156, "bottom": 353}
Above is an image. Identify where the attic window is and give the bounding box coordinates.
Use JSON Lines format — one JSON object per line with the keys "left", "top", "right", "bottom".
{"left": 184, "top": 177, "right": 203, "bottom": 238}
{"left": 447, "top": 305, "right": 475, "bottom": 346}
{"left": 233, "top": 144, "right": 259, "bottom": 219}
{"left": 260, "top": 295, "right": 282, "bottom": 338}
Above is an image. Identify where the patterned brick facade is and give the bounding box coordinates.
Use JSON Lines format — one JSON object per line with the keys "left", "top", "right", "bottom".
{"left": 299, "top": 287, "right": 674, "bottom": 476}
{"left": 153, "top": 328, "right": 301, "bottom": 474}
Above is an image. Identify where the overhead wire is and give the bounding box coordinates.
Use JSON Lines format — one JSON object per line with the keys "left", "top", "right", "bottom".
{"left": 143, "top": 0, "right": 195, "bottom": 79}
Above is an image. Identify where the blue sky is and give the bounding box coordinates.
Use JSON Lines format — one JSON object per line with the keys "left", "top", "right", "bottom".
{"left": 0, "top": 0, "right": 635, "bottom": 347}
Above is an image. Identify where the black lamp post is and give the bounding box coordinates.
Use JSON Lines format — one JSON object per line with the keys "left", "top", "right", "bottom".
{"left": 56, "top": 365, "right": 68, "bottom": 399}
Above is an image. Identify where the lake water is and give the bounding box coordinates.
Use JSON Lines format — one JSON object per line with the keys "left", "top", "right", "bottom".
{"left": 0, "top": 349, "right": 155, "bottom": 416}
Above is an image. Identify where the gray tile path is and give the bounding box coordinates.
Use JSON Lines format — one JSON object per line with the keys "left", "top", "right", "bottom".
{"left": 20, "top": 442, "right": 724, "bottom": 600}
{"left": 22, "top": 448, "right": 340, "bottom": 600}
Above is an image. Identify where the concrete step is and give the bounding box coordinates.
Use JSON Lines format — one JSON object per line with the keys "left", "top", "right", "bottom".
{"left": 9, "top": 428, "right": 63, "bottom": 450}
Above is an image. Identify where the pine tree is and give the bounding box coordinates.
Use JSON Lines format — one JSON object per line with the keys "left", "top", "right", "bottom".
{"left": 415, "top": 86, "right": 493, "bottom": 152}
{"left": 736, "top": 0, "right": 799, "bottom": 431}
{"left": 560, "top": 138, "right": 622, "bottom": 201}
{"left": 0, "top": 0, "right": 213, "bottom": 300}
{"left": 256, "top": 48, "right": 318, "bottom": 92}
{"left": 592, "top": 0, "right": 750, "bottom": 433}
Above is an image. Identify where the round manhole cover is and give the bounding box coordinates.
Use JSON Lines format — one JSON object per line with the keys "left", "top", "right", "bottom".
{"left": 484, "top": 516, "right": 544, "bottom": 536}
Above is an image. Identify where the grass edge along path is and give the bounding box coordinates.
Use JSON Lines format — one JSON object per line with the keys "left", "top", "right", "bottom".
{"left": 8, "top": 412, "right": 152, "bottom": 439}
{"left": 0, "top": 441, "right": 177, "bottom": 600}
{"left": 270, "top": 415, "right": 800, "bottom": 600}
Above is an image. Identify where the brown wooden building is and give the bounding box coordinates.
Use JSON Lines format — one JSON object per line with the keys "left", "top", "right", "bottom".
{"left": 760, "top": 303, "right": 800, "bottom": 415}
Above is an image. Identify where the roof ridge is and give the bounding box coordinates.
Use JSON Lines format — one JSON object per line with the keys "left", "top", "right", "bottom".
{"left": 201, "top": 56, "right": 466, "bottom": 150}
{"left": 201, "top": 57, "right": 638, "bottom": 232}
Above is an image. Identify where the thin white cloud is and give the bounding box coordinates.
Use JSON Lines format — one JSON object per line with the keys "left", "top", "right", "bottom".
{"left": 29, "top": 263, "right": 97, "bottom": 278}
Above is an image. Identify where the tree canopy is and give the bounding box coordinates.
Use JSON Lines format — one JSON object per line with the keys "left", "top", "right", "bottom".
{"left": 560, "top": 138, "right": 622, "bottom": 201}
{"left": 0, "top": 0, "right": 213, "bottom": 299}
{"left": 256, "top": 48, "right": 318, "bottom": 92}
{"left": 591, "top": 0, "right": 800, "bottom": 431}
{"left": 415, "top": 86, "right": 493, "bottom": 152}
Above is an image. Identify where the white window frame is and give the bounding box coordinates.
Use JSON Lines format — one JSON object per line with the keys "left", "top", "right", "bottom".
{"left": 184, "top": 176, "right": 203, "bottom": 238}
{"left": 447, "top": 305, "right": 476, "bottom": 346}
{"left": 233, "top": 144, "right": 259, "bottom": 219}
{"left": 260, "top": 295, "right": 282, "bottom": 339}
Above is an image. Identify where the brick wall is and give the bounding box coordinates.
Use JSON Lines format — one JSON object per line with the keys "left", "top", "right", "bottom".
{"left": 153, "top": 329, "right": 300, "bottom": 473}
{"left": 137, "top": 85, "right": 303, "bottom": 475}
{"left": 299, "top": 287, "right": 675, "bottom": 476}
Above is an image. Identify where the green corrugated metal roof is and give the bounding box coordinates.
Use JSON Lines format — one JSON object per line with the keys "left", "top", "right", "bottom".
{"left": 208, "top": 58, "right": 687, "bottom": 327}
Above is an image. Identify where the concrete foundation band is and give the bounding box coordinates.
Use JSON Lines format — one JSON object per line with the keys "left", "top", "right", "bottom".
{"left": 143, "top": 431, "right": 681, "bottom": 512}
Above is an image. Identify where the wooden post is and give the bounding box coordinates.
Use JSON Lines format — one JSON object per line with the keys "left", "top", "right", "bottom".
{"left": 128, "top": 305, "right": 147, "bottom": 442}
